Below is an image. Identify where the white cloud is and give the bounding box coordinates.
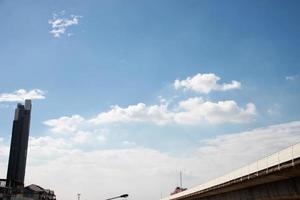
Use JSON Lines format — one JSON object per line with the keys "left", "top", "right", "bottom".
{"left": 44, "top": 115, "right": 84, "bottom": 134}
{"left": 49, "top": 13, "right": 81, "bottom": 38}
{"left": 0, "top": 137, "right": 8, "bottom": 157}
{"left": 43, "top": 72, "right": 252, "bottom": 127}
{"left": 43, "top": 115, "right": 108, "bottom": 146}
{"left": 0, "top": 137, "right": 9, "bottom": 178}
{"left": 86, "top": 73, "right": 249, "bottom": 125}
{"left": 0, "top": 89, "right": 45, "bottom": 102}
{"left": 122, "top": 140, "right": 136, "bottom": 147}
{"left": 196, "top": 121, "right": 300, "bottom": 173}
{"left": 89, "top": 99, "right": 255, "bottom": 125}
{"left": 174, "top": 73, "right": 241, "bottom": 94}
{"left": 174, "top": 98, "right": 256, "bottom": 124}
{"left": 96, "top": 134, "right": 107, "bottom": 143}
{"left": 1, "top": 121, "right": 300, "bottom": 200}
{"left": 71, "top": 131, "right": 90, "bottom": 144}
{"left": 28, "top": 136, "right": 74, "bottom": 164}
{"left": 89, "top": 103, "right": 172, "bottom": 125}
{"left": 285, "top": 75, "right": 298, "bottom": 81}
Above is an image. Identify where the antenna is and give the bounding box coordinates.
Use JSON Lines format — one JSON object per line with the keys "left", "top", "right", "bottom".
{"left": 180, "top": 171, "right": 182, "bottom": 188}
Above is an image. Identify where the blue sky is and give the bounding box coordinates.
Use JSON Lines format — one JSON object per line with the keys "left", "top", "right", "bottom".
{"left": 0, "top": 1, "right": 300, "bottom": 200}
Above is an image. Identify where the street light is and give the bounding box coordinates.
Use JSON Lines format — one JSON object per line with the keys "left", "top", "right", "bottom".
{"left": 105, "top": 194, "right": 129, "bottom": 200}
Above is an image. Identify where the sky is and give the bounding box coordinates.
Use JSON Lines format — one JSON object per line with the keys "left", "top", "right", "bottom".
{"left": 0, "top": 0, "right": 300, "bottom": 200}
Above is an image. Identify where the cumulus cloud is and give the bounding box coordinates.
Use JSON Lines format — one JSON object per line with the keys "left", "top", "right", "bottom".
{"left": 174, "top": 73, "right": 241, "bottom": 94}
{"left": 42, "top": 72, "right": 252, "bottom": 127}
{"left": 0, "top": 89, "right": 45, "bottom": 102}
{"left": 174, "top": 98, "right": 256, "bottom": 124}
{"left": 44, "top": 115, "right": 85, "bottom": 134}
{"left": 28, "top": 136, "right": 73, "bottom": 165}
{"left": 89, "top": 103, "right": 172, "bottom": 125}
{"left": 49, "top": 12, "right": 81, "bottom": 38}
{"left": 88, "top": 99, "right": 255, "bottom": 125}
{"left": 43, "top": 115, "right": 108, "bottom": 146}
{"left": 1, "top": 121, "right": 300, "bottom": 200}
{"left": 41, "top": 72, "right": 254, "bottom": 130}
{"left": 70, "top": 131, "right": 90, "bottom": 144}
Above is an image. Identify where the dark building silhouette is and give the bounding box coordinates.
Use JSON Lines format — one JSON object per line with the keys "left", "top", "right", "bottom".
{"left": 24, "top": 184, "right": 56, "bottom": 200}
{"left": 0, "top": 100, "right": 56, "bottom": 200}
{"left": 6, "top": 100, "right": 32, "bottom": 188}
{"left": 170, "top": 187, "right": 187, "bottom": 195}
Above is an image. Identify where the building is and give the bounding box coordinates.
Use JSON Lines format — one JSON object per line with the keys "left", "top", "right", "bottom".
{"left": 6, "top": 100, "right": 31, "bottom": 188}
{"left": 170, "top": 187, "right": 187, "bottom": 195}
{"left": 0, "top": 100, "right": 56, "bottom": 200}
{"left": 23, "top": 185, "right": 56, "bottom": 200}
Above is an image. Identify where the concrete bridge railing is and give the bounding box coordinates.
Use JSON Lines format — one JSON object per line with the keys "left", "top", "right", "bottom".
{"left": 163, "top": 142, "right": 300, "bottom": 200}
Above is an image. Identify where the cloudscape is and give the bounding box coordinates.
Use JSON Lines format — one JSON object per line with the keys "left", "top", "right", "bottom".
{"left": 0, "top": 1, "right": 300, "bottom": 200}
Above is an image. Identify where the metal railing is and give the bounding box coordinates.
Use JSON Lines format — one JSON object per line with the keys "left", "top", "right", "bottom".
{"left": 162, "top": 142, "right": 300, "bottom": 200}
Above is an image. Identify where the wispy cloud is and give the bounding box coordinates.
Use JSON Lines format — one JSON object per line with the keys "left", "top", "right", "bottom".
{"left": 285, "top": 75, "right": 298, "bottom": 81}
{"left": 49, "top": 12, "right": 81, "bottom": 38}
{"left": 0, "top": 89, "right": 45, "bottom": 102}
{"left": 267, "top": 103, "right": 281, "bottom": 116}
{"left": 174, "top": 73, "right": 241, "bottom": 94}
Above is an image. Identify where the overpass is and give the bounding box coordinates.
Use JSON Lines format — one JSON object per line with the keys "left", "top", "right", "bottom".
{"left": 161, "top": 143, "right": 300, "bottom": 200}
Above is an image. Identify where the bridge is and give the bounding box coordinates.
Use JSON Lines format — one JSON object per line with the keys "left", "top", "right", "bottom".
{"left": 161, "top": 143, "right": 300, "bottom": 200}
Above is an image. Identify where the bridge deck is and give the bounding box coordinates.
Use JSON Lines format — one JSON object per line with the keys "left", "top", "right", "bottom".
{"left": 162, "top": 142, "right": 300, "bottom": 200}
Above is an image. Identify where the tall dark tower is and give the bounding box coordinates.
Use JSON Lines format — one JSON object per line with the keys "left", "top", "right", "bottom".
{"left": 6, "top": 100, "right": 32, "bottom": 188}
